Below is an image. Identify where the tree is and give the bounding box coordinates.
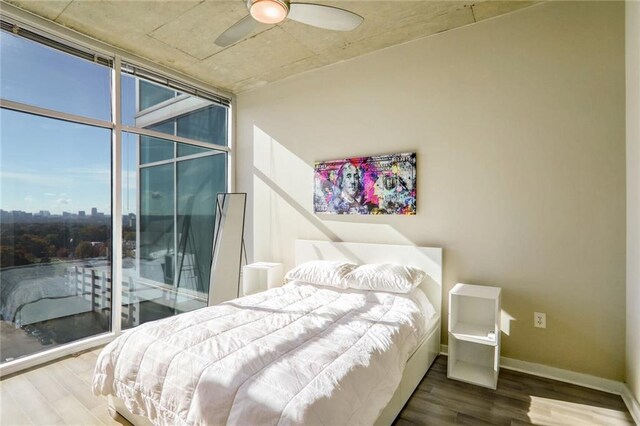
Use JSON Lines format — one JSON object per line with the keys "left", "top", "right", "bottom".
{"left": 75, "top": 241, "right": 97, "bottom": 259}
{"left": 18, "top": 234, "right": 54, "bottom": 259}
{"left": 0, "top": 246, "right": 32, "bottom": 268}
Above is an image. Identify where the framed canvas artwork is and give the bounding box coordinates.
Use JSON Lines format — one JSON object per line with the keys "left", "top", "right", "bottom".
{"left": 313, "top": 152, "right": 416, "bottom": 215}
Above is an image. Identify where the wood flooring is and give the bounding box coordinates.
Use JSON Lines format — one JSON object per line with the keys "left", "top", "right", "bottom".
{"left": 394, "top": 356, "right": 635, "bottom": 425}
{"left": 0, "top": 348, "right": 129, "bottom": 426}
{"left": 0, "top": 351, "right": 635, "bottom": 425}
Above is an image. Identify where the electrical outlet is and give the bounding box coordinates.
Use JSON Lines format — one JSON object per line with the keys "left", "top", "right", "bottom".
{"left": 534, "top": 312, "right": 546, "bottom": 328}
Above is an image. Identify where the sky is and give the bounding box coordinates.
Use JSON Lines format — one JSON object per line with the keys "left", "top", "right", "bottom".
{"left": 0, "top": 30, "right": 226, "bottom": 217}
{"left": 0, "top": 31, "right": 137, "bottom": 216}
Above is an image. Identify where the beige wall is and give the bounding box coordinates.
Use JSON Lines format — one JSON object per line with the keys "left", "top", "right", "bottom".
{"left": 236, "top": 1, "right": 626, "bottom": 380}
{"left": 627, "top": 0, "right": 640, "bottom": 403}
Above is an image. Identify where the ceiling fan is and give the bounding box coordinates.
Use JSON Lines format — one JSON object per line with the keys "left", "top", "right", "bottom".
{"left": 215, "top": 0, "right": 364, "bottom": 47}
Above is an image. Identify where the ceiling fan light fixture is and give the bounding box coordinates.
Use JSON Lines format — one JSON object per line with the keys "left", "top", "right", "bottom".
{"left": 248, "top": 0, "right": 289, "bottom": 24}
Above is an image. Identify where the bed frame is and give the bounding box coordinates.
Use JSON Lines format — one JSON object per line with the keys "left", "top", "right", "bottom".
{"left": 108, "top": 240, "right": 442, "bottom": 426}
{"left": 295, "top": 240, "right": 442, "bottom": 425}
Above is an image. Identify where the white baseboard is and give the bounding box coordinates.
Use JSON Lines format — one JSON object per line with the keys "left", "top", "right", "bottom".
{"left": 439, "top": 344, "right": 639, "bottom": 425}
{"left": 622, "top": 386, "right": 640, "bottom": 426}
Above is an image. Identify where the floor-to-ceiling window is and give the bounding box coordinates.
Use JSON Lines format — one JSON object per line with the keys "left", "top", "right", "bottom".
{"left": 0, "top": 30, "right": 113, "bottom": 363}
{"left": 0, "top": 21, "right": 230, "bottom": 368}
{"left": 120, "top": 72, "right": 228, "bottom": 328}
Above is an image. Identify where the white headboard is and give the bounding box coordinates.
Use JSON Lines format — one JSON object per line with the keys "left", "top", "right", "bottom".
{"left": 294, "top": 240, "right": 442, "bottom": 316}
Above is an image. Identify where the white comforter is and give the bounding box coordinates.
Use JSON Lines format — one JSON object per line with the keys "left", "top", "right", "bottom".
{"left": 92, "top": 282, "right": 435, "bottom": 426}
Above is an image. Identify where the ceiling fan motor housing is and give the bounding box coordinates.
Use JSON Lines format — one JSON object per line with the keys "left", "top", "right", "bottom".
{"left": 215, "top": 0, "right": 363, "bottom": 48}
{"left": 247, "top": 0, "right": 291, "bottom": 24}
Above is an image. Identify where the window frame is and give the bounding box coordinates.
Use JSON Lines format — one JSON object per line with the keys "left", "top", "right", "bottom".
{"left": 0, "top": 6, "right": 235, "bottom": 377}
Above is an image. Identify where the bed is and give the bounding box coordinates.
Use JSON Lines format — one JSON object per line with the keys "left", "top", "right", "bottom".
{"left": 0, "top": 260, "right": 109, "bottom": 327}
{"left": 93, "top": 240, "right": 442, "bottom": 425}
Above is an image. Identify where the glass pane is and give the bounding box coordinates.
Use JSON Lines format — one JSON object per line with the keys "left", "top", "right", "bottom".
{"left": 121, "top": 71, "right": 228, "bottom": 147}
{"left": 177, "top": 143, "right": 213, "bottom": 157}
{"left": 139, "top": 163, "right": 174, "bottom": 286}
{"left": 0, "top": 109, "right": 111, "bottom": 363}
{"left": 121, "top": 74, "right": 137, "bottom": 127}
{"left": 176, "top": 153, "right": 226, "bottom": 297}
{"left": 121, "top": 132, "right": 138, "bottom": 329}
{"left": 0, "top": 30, "right": 111, "bottom": 121}
{"left": 177, "top": 105, "right": 228, "bottom": 147}
{"left": 126, "top": 136, "right": 179, "bottom": 328}
{"left": 121, "top": 76, "right": 178, "bottom": 127}
{"left": 122, "top": 133, "right": 225, "bottom": 329}
{"left": 139, "top": 80, "right": 176, "bottom": 110}
{"left": 140, "top": 122, "right": 175, "bottom": 164}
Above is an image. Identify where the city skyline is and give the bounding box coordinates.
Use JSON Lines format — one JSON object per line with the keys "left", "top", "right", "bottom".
{"left": 0, "top": 207, "right": 135, "bottom": 216}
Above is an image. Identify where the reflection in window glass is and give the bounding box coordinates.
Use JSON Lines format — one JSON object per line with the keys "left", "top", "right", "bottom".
{"left": 122, "top": 131, "right": 227, "bottom": 329}
{"left": 121, "top": 133, "right": 138, "bottom": 329}
{"left": 121, "top": 71, "right": 228, "bottom": 147}
{"left": 121, "top": 74, "right": 137, "bottom": 127}
{"left": 0, "top": 30, "right": 111, "bottom": 121}
{"left": 139, "top": 80, "right": 176, "bottom": 111}
{"left": 177, "top": 143, "right": 212, "bottom": 158}
{"left": 177, "top": 105, "right": 228, "bottom": 146}
{"left": 0, "top": 109, "right": 112, "bottom": 362}
{"left": 139, "top": 163, "right": 174, "bottom": 286}
{"left": 140, "top": 122, "right": 175, "bottom": 164}
{"left": 177, "top": 154, "right": 226, "bottom": 293}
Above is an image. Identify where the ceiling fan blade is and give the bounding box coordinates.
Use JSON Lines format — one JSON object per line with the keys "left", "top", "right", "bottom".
{"left": 215, "top": 15, "right": 257, "bottom": 47}
{"left": 288, "top": 3, "right": 363, "bottom": 31}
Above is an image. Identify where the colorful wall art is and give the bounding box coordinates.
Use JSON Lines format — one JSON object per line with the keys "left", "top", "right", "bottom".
{"left": 313, "top": 152, "right": 416, "bottom": 215}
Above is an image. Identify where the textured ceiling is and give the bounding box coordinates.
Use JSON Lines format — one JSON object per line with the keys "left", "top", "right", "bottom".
{"left": 3, "top": 0, "right": 540, "bottom": 94}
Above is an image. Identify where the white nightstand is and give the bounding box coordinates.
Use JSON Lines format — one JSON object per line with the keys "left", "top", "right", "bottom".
{"left": 242, "top": 262, "right": 284, "bottom": 296}
{"left": 447, "top": 283, "right": 502, "bottom": 389}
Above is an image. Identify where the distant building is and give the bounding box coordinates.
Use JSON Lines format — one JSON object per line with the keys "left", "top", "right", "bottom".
{"left": 121, "top": 213, "right": 136, "bottom": 228}
{"left": 91, "top": 207, "right": 98, "bottom": 217}
{"left": 3, "top": 210, "right": 33, "bottom": 223}
{"left": 62, "top": 211, "right": 72, "bottom": 217}
{"left": 78, "top": 210, "right": 86, "bottom": 217}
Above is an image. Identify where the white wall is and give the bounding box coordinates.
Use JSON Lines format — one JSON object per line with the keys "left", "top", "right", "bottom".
{"left": 237, "top": 1, "right": 626, "bottom": 380}
{"left": 626, "top": 0, "right": 640, "bottom": 405}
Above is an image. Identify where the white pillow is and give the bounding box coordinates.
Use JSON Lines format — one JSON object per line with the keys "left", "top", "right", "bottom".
{"left": 284, "top": 260, "right": 357, "bottom": 289}
{"left": 344, "top": 263, "right": 426, "bottom": 293}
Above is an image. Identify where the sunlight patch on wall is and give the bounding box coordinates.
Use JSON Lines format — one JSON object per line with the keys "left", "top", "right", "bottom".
{"left": 253, "top": 125, "right": 313, "bottom": 210}
{"left": 251, "top": 125, "right": 417, "bottom": 267}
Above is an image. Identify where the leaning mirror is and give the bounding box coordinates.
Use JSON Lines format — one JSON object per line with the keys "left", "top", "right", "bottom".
{"left": 208, "top": 193, "right": 247, "bottom": 306}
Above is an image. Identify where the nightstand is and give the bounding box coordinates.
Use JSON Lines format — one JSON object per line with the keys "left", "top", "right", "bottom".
{"left": 242, "top": 262, "right": 284, "bottom": 296}
{"left": 447, "top": 283, "right": 502, "bottom": 389}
